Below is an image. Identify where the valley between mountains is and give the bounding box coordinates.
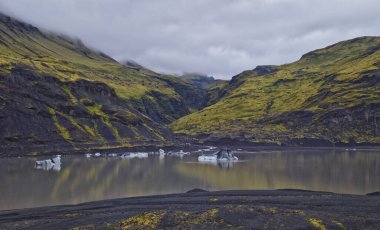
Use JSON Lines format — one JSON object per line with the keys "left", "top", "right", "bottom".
{"left": 0, "top": 13, "right": 379, "bottom": 156}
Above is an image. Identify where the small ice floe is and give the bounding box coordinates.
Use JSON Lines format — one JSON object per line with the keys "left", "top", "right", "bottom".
{"left": 198, "top": 149, "right": 238, "bottom": 162}
{"left": 108, "top": 153, "right": 118, "bottom": 157}
{"left": 345, "top": 148, "right": 357, "bottom": 151}
{"left": 94, "top": 152, "right": 101, "bottom": 157}
{"left": 158, "top": 149, "right": 166, "bottom": 159}
{"left": 121, "top": 152, "right": 148, "bottom": 159}
{"left": 170, "top": 150, "right": 190, "bottom": 158}
{"left": 35, "top": 155, "right": 62, "bottom": 171}
{"left": 179, "top": 150, "right": 189, "bottom": 155}
{"left": 85, "top": 153, "right": 92, "bottom": 158}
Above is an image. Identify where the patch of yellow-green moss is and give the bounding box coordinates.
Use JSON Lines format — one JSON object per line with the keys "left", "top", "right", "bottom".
{"left": 61, "top": 85, "right": 78, "bottom": 104}
{"left": 118, "top": 211, "right": 166, "bottom": 229}
{"left": 56, "top": 111, "right": 102, "bottom": 140}
{"left": 48, "top": 108, "right": 71, "bottom": 141}
{"left": 84, "top": 103, "right": 120, "bottom": 140}
{"left": 83, "top": 125, "right": 96, "bottom": 137}
{"left": 307, "top": 218, "right": 327, "bottom": 230}
{"left": 171, "top": 208, "right": 223, "bottom": 228}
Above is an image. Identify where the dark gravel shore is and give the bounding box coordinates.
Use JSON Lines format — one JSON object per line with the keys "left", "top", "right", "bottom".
{"left": 0, "top": 189, "right": 379, "bottom": 229}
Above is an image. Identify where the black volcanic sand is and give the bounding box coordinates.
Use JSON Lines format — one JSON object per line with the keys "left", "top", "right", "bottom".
{"left": 1, "top": 190, "right": 380, "bottom": 229}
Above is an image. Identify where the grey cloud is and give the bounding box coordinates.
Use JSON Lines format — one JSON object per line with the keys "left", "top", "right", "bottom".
{"left": 1, "top": 0, "right": 380, "bottom": 79}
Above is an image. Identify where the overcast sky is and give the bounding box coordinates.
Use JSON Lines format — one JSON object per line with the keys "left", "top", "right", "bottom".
{"left": 1, "top": 0, "right": 380, "bottom": 79}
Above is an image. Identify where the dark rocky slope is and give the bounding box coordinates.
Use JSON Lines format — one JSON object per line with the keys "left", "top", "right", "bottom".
{"left": 0, "top": 66, "right": 173, "bottom": 154}
{"left": 0, "top": 13, "right": 204, "bottom": 155}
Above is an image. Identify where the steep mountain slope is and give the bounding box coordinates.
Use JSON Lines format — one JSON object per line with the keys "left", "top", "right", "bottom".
{"left": 0, "top": 13, "right": 204, "bottom": 154}
{"left": 171, "top": 37, "right": 380, "bottom": 146}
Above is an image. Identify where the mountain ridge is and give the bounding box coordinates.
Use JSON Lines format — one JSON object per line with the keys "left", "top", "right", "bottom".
{"left": 0, "top": 13, "right": 209, "bottom": 155}
{"left": 171, "top": 36, "right": 380, "bottom": 146}
{"left": 0, "top": 12, "right": 379, "bottom": 155}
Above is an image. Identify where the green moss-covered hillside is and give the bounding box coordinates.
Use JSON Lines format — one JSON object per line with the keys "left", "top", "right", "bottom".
{"left": 1, "top": 12, "right": 379, "bottom": 152}
{"left": 171, "top": 37, "right": 380, "bottom": 145}
{"left": 0, "top": 13, "right": 205, "bottom": 154}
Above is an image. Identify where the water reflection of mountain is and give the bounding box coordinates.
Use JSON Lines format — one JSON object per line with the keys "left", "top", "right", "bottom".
{"left": 0, "top": 150, "right": 380, "bottom": 210}
{"left": 175, "top": 150, "right": 380, "bottom": 195}
{"left": 0, "top": 155, "right": 202, "bottom": 210}
{"left": 198, "top": 160, "right": 235, "bottom": 169}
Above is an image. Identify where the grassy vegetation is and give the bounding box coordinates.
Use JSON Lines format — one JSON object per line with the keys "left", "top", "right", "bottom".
{"left": 48, "top": 108, "right": 71, "bottom": 141}
{"left": 118, "top": 211, "right": 166, "bottom": 229}
{"left": 0, "top": 23, "right": 179, "bottom": 101}
{"left": 60, "top": 85, "right": 78, "bottom": 104}
{"left": 171, "top": 36, "right": 380, "bottom": 144}
{"left": 1, "top": 13, "right": 379, "bottom": 146}
{"left": 0, "top": 13, "right": 199, "bottom": 121}
{"left": 307, "top": 218, "right": 327, "bottom": 230}
{"left": 0, "top": 13, "right": 208, "bottom": 149}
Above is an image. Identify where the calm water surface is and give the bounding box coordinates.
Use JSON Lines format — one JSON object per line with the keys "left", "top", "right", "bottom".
{"left": 1, "top": 148, "right": 380, "bottom": 210}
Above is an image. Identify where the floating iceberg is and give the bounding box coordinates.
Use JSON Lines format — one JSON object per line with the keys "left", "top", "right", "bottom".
{"left": 178, "top": 150, "right": 189, "bottom": 155}
{"left": 158, "top": 149, "right": 166, "bottom": 158}
{"left": 35, "top": 155, "right": 61, "bottom": 171}
{"left": 198, "top": 149, "right": 238, "bottom": 162}
{"left": 170, "top": 150, "right": 190, "bottom": 158}
{"left": 121, "top": 152, "right": 148, "bottom": 159}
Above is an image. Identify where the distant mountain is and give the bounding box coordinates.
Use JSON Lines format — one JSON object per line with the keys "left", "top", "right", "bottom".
{"left": 0, "top": 13, "right": 205, "bottom": 154}
{"left": 171, "top": 37, "right": 380, "bottom": 146}
{"left": 180, "top": 73, "right": 220, "bottom": 89}
{"left": 179, "top": 73, "right": 228, "bottom": 106}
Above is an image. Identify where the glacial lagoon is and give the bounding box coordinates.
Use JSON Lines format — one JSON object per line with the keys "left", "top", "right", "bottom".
{"left": 1, "top": 148, "right": 379, "bottom": 210}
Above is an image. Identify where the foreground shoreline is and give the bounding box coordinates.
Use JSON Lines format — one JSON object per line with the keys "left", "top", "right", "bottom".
{"left": 1, "top": 189, "right": 379, "bottom": 229}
